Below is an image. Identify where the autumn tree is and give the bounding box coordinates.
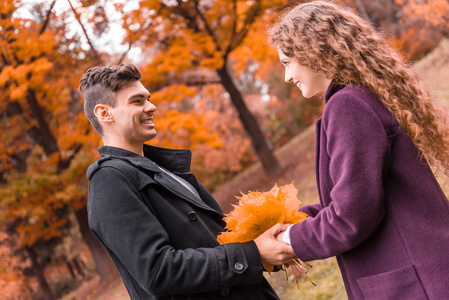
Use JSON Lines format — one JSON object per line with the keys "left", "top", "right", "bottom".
{"left": 0, "top": 227, "right": 33, "bottom": 299}
{"left": 114, "top": 0, "right": 303, "bottom": 176}
{"left": 344, "top": 0, "right": 449, "bottom": 60}
{"left": 397, "top": 0, "right": 449, "bottom": 27}
{"left": 0, "top": 1, "right": 117, "bottom": 298}
{"left": 393, "top": 0, "right": 449, "bottom": 60}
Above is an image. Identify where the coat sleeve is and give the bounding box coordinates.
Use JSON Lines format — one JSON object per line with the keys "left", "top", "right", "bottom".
{"left": 88, "top": 167, "right": 263, "bottom": 297}
{"left": 298, "top": 203, "right": 322, "bottom": 217}
{"left": 289, "top": 93, "right": 391, "bottom": 261}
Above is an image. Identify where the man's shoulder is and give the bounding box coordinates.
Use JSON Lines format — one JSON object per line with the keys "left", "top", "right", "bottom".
{"left": 87, "top": 156, "right": 158, "bottom": 193}
{"left": 86, "top": 155, "right": 130, "bottom": 180}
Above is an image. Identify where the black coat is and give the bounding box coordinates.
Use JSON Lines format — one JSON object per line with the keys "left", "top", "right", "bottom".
{"left": 87, "top": 145, "right": 278, "bottom": 300}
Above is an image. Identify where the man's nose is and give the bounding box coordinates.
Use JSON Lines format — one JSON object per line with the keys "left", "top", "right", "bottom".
{"left": 144, "top": 101, "right": 157, "bottom": 112}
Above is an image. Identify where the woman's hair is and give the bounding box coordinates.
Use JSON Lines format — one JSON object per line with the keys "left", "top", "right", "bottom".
{"left": 78, "top": 64, "right": 141, "bottom": 136}
{"left": 268, "top": 0, "right": 449, "bottom": 174}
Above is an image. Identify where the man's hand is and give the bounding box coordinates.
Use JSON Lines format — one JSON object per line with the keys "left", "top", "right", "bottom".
{"left": 254, "top": 223, "right": 295, "bottom": 266}
{"left": 275, "top": 230, "right": 285, "bottom": 243}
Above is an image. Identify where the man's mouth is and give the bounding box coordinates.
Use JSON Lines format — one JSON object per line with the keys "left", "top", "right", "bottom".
{"left": 141, "top": 119, "right": 153, "bottom": 124}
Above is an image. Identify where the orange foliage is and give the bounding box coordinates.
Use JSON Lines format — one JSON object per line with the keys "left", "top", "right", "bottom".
{"left": 150, "top": 109, "right": 222, "bottom": 150}
{"left": 0, "top": 231, "right": 31, "bottom": 299}
{"left": 139, "top": 79, "right": 260, "bottom": 189}
{"left": 118, "top": 0, "right": 300, "bottom": 184}
{"left": 217, "top": 183, "right": 307, "bottom": 271}
{"left": 0, "top": 0, "right": 101, "bottom": 250}
{"left": 388, "top": 0, "right": 449, "bottom": 60}
{"left": 396, "top": 0, "right": 449, "bottom": 27}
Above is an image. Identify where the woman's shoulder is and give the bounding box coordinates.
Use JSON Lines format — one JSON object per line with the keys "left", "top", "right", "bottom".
{"left": 327, "top": 83, "right": 378, "bottom": 104}
{"left": 324, "top": 83, "right": 398, "bottom": 128}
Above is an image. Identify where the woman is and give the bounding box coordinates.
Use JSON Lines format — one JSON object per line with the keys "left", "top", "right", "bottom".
{"left": 268, "top": 1, "right": 449, "bottom": 299}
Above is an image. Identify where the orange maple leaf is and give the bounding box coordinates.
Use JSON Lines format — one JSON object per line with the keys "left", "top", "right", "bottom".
{"left": 217, "top": 182, "right": 307, "bottom": 272}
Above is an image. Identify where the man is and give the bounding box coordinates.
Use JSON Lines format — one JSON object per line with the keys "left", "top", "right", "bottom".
{"left": 79, "top": 64, "right": 294, "bottom": 299}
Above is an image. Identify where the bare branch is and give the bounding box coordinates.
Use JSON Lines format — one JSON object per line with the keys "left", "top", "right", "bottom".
{"left": 228, "top": 0, "right": 262, "bottom": 54}
{"left": 39, "top": 0, "right": 57, "bottom": 35}
{"left": 116, "top": 12, "right": 157, "bottom": 65}
{"left": 117, "top": 45, "right": 131, "bottom": 65}
{"left": 192, "top": 2, "right": 222, "bottom": 52}
{"left": 67, "top": 0, "right": 103, "bottom": 64}
{"left": 151, "top": 79, "right": 222, "bottom": 93}
{"left": 1, "top": 53, "right": 10, "bottom": 66}
{"left": 225, "top": 0, "right": 238, "bottom": 55}
{"left": 185, "top": 80, "right": 222, "bottom": 87}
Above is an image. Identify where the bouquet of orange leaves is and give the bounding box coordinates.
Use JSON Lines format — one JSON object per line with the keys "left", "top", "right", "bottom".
{"left": 217, "top": 182, "right": 315, "bottom": 288}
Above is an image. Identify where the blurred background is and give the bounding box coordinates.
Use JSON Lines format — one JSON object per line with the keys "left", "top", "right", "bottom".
{"left": 1, "top": 0, "right": 448, "bottom": 299}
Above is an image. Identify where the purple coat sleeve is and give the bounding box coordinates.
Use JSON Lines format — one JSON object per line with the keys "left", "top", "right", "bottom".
{"left": 289, "top": 92, "right": 390, "bottom": 261}
{"left": 298, "top": 203, "right": 322, "bottom": 218}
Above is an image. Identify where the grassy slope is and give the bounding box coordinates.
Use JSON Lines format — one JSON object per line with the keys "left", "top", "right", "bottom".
{"left": 63, "top": 39, "right": 449, "bottom": 300}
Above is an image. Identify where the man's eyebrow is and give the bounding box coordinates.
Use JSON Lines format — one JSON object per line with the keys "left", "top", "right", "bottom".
{"left": 128, "top": 93, "right": 151, "bottom": 100}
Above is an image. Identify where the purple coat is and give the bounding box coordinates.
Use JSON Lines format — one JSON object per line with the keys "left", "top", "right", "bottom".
{"left": 290, "top": 82, "right": 449, "bottom": 299}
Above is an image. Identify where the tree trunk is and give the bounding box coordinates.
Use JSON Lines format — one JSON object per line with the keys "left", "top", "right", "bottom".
{"left": 65, "top": 257, "right": 76, "bottom": 278}
{"left": 26, "top": 88, "right": 59, "bottom": 156}
{"left": 74, "top": 206, "right": 118, "bottom": 281}
{"left": 73, "top": 257, "right": 85, "bottom": 278}
{"left": 216, "top": 64, "right": 281, "bottom": 176}
{"left": 25, "top": 87, "right": 118, "bottom": 281}
{"left": 24, "top": 246, "right": 55, "bottom": 300}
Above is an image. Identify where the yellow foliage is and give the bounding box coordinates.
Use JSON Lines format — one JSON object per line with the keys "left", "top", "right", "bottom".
{"left": 217, "top": 183, "right": 307, "bottom": 271}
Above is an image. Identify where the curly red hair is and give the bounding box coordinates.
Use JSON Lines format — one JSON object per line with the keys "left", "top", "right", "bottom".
{"left": 268, "top": 0, "right": 449, "bottom": 175}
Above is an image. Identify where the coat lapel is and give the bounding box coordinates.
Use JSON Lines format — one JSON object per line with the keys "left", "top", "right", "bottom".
{"left": 315, "top": 119, "right": 324, "bottom": 203}
{"left": 99, "top": 145, "right": 222, "bottom": 215}
{"left": 153, "top": 171, "right": 220, "bottom": 214}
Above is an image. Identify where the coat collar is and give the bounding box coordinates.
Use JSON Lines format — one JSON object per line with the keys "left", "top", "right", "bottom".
{"left": 92, "top": 145, "right": 220, "bottom": 214}
{"left": 97, "top": 144, "right": 192, "bottom": 174}
{"left": 324, "top": 79, "right": 346, "bottom": 104}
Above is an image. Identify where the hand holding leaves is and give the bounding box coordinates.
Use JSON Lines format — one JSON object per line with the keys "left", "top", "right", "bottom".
{"left": 217, "top": 183, "right": 307, "bottom": 271}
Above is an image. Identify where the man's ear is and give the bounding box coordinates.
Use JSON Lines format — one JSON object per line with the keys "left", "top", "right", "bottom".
{"left": 94, "top": 104, "right": 113, "bottom": 123}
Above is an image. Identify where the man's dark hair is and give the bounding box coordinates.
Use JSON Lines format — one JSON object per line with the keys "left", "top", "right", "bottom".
{"left": 78, "top": 64, "right": 141, "bottom": 136}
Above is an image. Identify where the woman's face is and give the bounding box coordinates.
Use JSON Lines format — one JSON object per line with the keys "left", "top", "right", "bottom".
{"left": 277, "top": 48, "right": 331, "bottom": 98}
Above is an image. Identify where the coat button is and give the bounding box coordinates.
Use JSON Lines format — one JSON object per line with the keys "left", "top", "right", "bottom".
{"left": 188, "top": 211, "right": 197, "bottom": 221}
{"left": 234, "top": 262, "right": 244, "bottom": 271}
{"left": 221, "top": 288, "right": 230, "bottom": 296}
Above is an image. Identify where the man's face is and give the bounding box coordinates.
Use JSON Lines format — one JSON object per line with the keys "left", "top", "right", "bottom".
{"left": 108, "top": 81, "right": 157, "bottom": 149}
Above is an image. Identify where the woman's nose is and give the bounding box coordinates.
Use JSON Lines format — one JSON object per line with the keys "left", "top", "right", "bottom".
{"left": 284, "top": 70, "right": 292, "bottom": 83}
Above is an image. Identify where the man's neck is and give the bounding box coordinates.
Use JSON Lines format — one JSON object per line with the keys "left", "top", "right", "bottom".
{"left": 102, "top": 139, "right": 144, "bottom": 156}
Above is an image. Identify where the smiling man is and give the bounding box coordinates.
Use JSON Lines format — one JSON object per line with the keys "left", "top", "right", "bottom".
{"left": 78, "top": 64, "right": 295, "bottom": 300}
